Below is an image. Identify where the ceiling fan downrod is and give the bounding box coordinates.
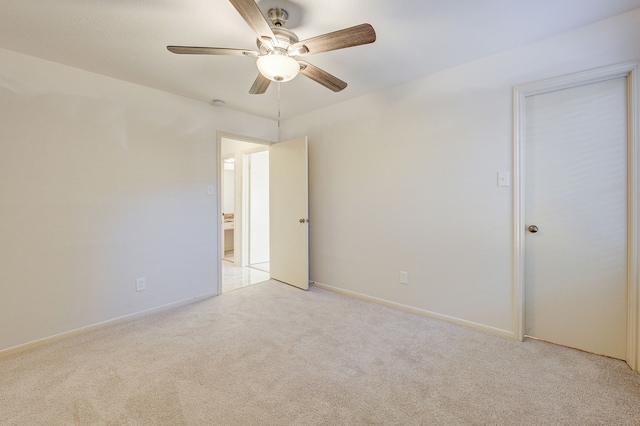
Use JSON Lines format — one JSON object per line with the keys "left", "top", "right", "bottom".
{"left": 267, "top": 8, "right": 288, "bottom": 27}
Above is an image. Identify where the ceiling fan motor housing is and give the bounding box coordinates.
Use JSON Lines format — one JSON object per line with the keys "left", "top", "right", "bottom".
{"left": 256, "top": 9, "right": 299, "bottom": 54}
{"left": 256, "top": 27, "right": 299, "bottom": 53}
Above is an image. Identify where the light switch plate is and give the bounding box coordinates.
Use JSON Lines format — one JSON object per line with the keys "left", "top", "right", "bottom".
{"left": 136, "top": 278, "right": 146, "bottom": 292}
{"left": 498, "top": 171, "right": 511, "bottom": 187}
{"left": 207, "top": 185, "right": 214, "bottom": 195}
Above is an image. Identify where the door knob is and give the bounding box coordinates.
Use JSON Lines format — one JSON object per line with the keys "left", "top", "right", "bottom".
{"left": 299, "top": 218, "right": 309, "bottom": 223}
{"left": 528, "top": 225, "right": 539, "bottom": 233}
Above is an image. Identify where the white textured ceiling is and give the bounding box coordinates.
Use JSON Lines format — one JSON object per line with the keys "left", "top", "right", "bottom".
{"left": 1, "top": 0, "right": 640, "bottom": 120}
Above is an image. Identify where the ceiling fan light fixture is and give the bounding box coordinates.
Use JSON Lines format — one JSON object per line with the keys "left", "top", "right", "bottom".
{"left": 256, "top": 52, "right": 300, "bottom": 82}
{"left": 168, "top": 0, "right": 376, "bottom": 95}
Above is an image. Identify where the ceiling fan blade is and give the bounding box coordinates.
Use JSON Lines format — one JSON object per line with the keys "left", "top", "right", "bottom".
{"left": 167, "top": 46, "right": 258, "bottom": 57}
{"left": 291, "top": 24, "right": 376, "bottom": 56}
{"left": 298, "top": 61, "right": 347, "bottom": 92}
{"left": 228, "top": 0, "right": 276, "bottom": 42}
{"left": 249, "top": 73, "right": 271, "bottom": 94}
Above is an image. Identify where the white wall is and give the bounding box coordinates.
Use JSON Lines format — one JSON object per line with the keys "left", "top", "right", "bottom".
{"left": 280, "top": 9, "right": 640, "bottom": 336}
{"left": 0, "top": 48, "right": 277, "bottom": 352}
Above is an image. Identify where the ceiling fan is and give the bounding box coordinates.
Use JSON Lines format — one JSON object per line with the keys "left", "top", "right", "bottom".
{"left": 167, "top": 0, "right": 376, "bottom": 94}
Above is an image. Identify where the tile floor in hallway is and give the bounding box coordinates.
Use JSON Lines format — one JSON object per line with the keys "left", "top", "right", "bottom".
{"left": 248, "top": 262, "right": 269, "bottom": 273}
{"left": 222, "top": 259, "right": 271, "bottom": 292}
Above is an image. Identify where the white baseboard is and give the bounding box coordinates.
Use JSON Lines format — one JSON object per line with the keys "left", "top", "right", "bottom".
{"left": 0, "top": 291, "right": 219, "bottom": 359}
{"left": 311, "top": 281, "right": 515, "bottom": 340}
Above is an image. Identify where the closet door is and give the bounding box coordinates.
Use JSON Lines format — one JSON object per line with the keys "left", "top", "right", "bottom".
{"left": 524, "top": 77, "right": 628, "bottom": 360}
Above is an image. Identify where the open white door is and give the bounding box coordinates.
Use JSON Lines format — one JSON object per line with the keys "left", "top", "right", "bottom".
{"left": 269, "top": 137, "right": 309, "bottom": 290}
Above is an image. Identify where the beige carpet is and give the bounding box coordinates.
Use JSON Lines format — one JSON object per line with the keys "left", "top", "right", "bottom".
{"left": 1, "top": 280, "right": 639, "bottom": 425}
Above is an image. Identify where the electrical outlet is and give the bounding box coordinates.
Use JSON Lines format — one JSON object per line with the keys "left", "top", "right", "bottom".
{"left": 136, "top": 278, "right": 146, "bottom": 292}
{"left": 400, "top": 271, "right": 408, "bottom": 285}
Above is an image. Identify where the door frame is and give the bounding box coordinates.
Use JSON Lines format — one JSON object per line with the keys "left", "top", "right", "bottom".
{"left": 512, "top": 62, "right": 640, "bottom": 371}
{"left": 216, "top": 132, "right": 274, "bottom": 295}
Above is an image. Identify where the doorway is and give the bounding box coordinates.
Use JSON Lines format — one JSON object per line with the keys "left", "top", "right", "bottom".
{"left": 217, "top": 133, "right": 310, "bottom": 294}
{"left": 219, "top": 136, "right": 271, "bottom": 293}
{"left": 513, "top": 62, "right": 640, "bottom": 370}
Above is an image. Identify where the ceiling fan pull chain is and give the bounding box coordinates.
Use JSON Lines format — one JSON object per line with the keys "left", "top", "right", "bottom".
{"left": 277, "top": 82, "right": 281, "bottom": 128}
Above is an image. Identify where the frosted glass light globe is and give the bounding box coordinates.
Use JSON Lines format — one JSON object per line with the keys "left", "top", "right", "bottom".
{"left": 256, "top": 53, "right": 300, "bottom": 82}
